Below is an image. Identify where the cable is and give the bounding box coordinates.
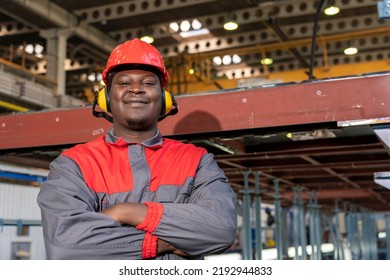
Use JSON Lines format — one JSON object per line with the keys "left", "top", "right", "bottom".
{"left": 308, "top": 0, "right": 326, "bottom": 80}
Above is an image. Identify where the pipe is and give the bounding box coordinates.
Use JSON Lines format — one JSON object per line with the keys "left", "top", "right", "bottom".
{"left": 0, "top": 100, "right": 29, "bottom": 112}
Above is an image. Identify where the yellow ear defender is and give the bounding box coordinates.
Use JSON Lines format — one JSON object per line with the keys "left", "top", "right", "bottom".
{"left": 97, "top": 87, "right": 110, "bottom": 113}
{"left": 92, "top": 87, "right": 178, "bottom": 123}
{"left": 160, "top": 89, "right": 178, "bottom": 121}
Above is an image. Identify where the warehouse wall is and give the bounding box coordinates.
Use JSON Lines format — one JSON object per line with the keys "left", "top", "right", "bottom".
{"left": 0, "top": 183, "right": 46, "bottom": 260}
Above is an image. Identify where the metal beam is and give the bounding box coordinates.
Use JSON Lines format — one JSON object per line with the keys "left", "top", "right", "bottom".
{"left": 0, "top": 72, "right": 390, "bottom": 150}
{"left": 76, "top": 0, "right": 218, "bottom": 24}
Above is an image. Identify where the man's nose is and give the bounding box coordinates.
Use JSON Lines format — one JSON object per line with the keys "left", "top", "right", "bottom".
{"left": 128, "top": 84, "right": 145, "bottom": 93}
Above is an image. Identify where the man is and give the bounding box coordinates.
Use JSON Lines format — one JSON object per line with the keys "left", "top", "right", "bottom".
{"left": 37, "top": 38, "right": 238, "bottom": 260}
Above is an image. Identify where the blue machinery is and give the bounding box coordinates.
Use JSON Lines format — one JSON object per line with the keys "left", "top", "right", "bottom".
{"left": 239, "top": 171, "right": 389, "bottom": 260}
{"left": 0, "top": 219, "right": 41, "bottom": 235}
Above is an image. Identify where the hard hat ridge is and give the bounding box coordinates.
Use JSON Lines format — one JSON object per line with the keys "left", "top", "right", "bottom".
{"left": 102, "top": 38, "right": 169, "bottom": 88}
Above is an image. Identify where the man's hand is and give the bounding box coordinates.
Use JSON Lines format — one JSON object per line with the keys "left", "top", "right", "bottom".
{"left": 100, "top": 202, "right": 148, "bottom": 226}
{"left": 157, "top": 239, "right": 189, "bottom": 257}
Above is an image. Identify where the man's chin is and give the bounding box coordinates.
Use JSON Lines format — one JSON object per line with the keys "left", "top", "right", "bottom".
{"left": 125, "top": 117, "right": 150, "bottom": 131}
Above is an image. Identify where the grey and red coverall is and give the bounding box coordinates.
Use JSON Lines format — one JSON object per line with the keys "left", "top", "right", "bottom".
{"left": 37, "top": 128, "right": 237, "bottom": 259}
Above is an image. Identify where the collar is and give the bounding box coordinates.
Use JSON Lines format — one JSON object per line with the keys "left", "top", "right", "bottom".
{"left": 105, "top": 127, "right": 163, "bottom": 149}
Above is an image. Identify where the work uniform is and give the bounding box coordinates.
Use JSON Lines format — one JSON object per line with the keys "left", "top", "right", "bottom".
{"left": 37, "top": 128, "right": 237, "bottom": 260}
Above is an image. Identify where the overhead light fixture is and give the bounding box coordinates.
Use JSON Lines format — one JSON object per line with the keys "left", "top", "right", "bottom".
{"left": 222, "top": 55, "right": 232, "bottom": 65}
{"left": 180, "top": 28, "right": 209, "bottom": 38}
{"left": 213, "top": 56, "right": 222, "bottom": 66}
{"left": 140, "top": 35, "right": 154, "bottom": 44}
{"left": 232, "top": 54, "right": 241, "bottom": 64}
{"left": 169, "top": 22, "right": 180, "bottom": 32}
{"left": 344, "top": 41, "right": 358, "bottom": 55}
{"left": 324, "top": 1, "right": 340, "bottom": 16}
{"left": 191, "top": 19, "right": 202, "bottom": 30}
{"left": 261, "top": 57, "right": 273, "bottom": 66}
{"left": 180, "top": 20, "right": 191, "bottom": 32}
{"left": 223, "top": 13, "right": 238, "bottom": 31}
{"left": 223, "top": 20, "right": 238, "bottom": 31}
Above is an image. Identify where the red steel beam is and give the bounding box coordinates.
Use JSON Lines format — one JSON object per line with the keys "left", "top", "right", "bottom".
{"left": 1, "top": 73, "right": 390, "bottom": 150}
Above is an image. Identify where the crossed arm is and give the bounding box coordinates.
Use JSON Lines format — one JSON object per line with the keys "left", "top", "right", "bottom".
{"left": 100, "top": 202, "right": 188, "bottom": 256}
{"left": 38, "top": 154, "right": 237, "bottom": 259}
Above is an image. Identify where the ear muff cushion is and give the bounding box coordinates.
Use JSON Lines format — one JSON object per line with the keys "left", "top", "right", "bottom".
{"left": 163, "top": 90, "right": 173, "bottom": 116}
{"left": 97, "top": 87, "right": 110, "bottom": 113}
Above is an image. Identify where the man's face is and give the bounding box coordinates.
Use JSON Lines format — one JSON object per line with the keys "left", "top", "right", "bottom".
{"left": 109, "top": 69, "right": 162, "bottom": 131}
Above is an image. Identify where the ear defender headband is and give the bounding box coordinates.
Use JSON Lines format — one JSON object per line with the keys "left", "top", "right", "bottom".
{"left": 92, "top": 87, "right": 178, "bottom": 123}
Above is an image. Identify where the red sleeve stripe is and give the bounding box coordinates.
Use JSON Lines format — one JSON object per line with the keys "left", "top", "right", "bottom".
{"left": 136, "top": 202, "right": 164, "bottom": 233}
{"left": 141, "top": 232, "right": 158, "bottom": 259}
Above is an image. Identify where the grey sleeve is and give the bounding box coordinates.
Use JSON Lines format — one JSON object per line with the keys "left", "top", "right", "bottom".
{"left": 37, "top": 155, "right": 145, "bottom": 260}
{"left": 153, "top": 153, "right": 238, "bottom": 256}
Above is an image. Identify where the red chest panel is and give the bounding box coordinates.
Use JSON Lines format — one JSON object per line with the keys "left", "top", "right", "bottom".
{"left": 63, "top": 136, "right": 206, "bottom": 194}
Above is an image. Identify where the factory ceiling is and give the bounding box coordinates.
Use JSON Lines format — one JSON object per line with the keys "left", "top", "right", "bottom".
{"left": 0, "top": 0, "right": 389, "bottom": 107}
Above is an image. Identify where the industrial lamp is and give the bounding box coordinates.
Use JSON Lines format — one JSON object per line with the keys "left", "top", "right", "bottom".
{"left": 324, "top": 0, "right": 340, "bottom": 16}
{"left": 223, "top": 20, "right": 238, "bottom": 31}
{"left": 223, "top": 14, "right": 238, "bottom": 31}
{"left": 140, "top": 35, "right": 154, "bottom": 44}
{"left": 344, "top": 41, "right": 358, "bottom": 55}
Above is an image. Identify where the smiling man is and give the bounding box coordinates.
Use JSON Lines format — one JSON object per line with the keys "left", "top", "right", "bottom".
{"left": 37, "top": 38, "right": 238, "bottom": 260}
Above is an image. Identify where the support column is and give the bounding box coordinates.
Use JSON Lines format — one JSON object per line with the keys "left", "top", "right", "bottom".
{"left": 345, "top": 204, "right": 361, "bottom": 259}
{"left": 253, "top": 171, "right": 263, "bottom": 260}
{"left": 298, "top": 188, "right": 307, "bottom": 260}
{"left": 386, "top": 214, "right": 390, "bottom": 260}
{"left": 241, "top": 171, "right": 252, "bottom": 260}
{"left": 292, "top": 187, "right": 300, "bottom": 259}
{"left": 40, "top": 28, "right": 73, "bottom": 106}
{"left": 314, "top": 195, "right": 322, "bottom": 260}
{"left": 273, "top": 178, "right": 283, "bottom": 260}
{"left": 308, "top": 191, "right": 317, "bottom": 260}
{"left": 333, "top": 200, "right": 345, "bottom": 260}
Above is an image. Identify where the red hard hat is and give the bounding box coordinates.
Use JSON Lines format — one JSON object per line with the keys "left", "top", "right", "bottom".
{"left": 102, "top": 38, "right": 169, "bottom": 88}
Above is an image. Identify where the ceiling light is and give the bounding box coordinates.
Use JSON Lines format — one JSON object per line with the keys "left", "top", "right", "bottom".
{"left": 223, "top": 20, "right": 238, "bottom": 31}
{"left": 25, "top": 44, "right": 34, "bottom": 54}
{"left": 96, "top": 73, "right": 102, "bottom": 81}
{"left": 180, "top": 28, "right": 209, "bottom": 38}
{"left": 191, "top": 19, "right": 202, "bottom": 30}
{"left": 222, "top": 55, "right": 232, "bottom": 65}
{"left": 324, "top": 5, "right": 340, "bottom": 16}
{"left": 324, "top": 0, "right": 340, "bottom": 16}
{"left": 261, "top": 57, "right": 273, "bottom": 65}
{"left": 34, "top": 44, "right": 44, "bottom": 54}
{"left": 140, "top": 35, "right": 154, "bottom": 44}
{"left": 213, "top": 56, "right": 222, "bottom": 66}
{"left": 87, "top": 73, "right": 96, "bottom": 82}
{"left": 344, "top": 46, "right": 358, "bottom": 55}
{"left": 180, "top": 20, "right": 191, "bottom": 32}
{"left": 232, "top": 54, "right": 241, "bottom": 64}
{"left": 169, "top": 22, "right": 179, "bottom": 32}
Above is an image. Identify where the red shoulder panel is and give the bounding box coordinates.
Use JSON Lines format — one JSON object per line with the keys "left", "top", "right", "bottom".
{"left": 63, "top": 136, "right": 134, "bottom": 194}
